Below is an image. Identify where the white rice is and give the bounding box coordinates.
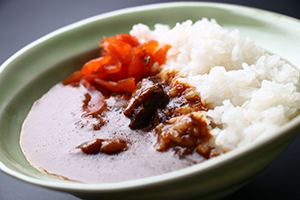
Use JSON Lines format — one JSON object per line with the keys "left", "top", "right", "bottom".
{"left": 130, "top": 18, "right": 300, "bottom": 151}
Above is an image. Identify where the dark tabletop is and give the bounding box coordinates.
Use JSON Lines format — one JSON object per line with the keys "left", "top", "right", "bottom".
{"left": 1, "top": 0, "right": 300, "bottom": 199}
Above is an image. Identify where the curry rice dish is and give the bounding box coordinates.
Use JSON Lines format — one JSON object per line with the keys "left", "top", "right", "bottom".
{"left": 20, "top": 18, "right": 300, "bottom": 183}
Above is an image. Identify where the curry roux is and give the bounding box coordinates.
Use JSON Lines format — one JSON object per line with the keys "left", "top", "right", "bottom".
{"left": 20, "top": 33, "right": 221, "bottom": 183}
{"left": 20, "top": 73, "right": 221, "bottom": 183}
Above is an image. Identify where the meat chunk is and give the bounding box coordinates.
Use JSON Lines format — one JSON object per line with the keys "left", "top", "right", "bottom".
{"left": 78, "top": 138, "right": 127, "bottom": 155}
{"left": 155, "top": 113, "right": 212, "bottom": 157}
{"left": 124, "top": 77, "right": 168, "bottom": 129}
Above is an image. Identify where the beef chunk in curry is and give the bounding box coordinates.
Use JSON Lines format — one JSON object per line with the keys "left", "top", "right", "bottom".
{"left": 124, "top": 77, "right": 168, "bottom": 129}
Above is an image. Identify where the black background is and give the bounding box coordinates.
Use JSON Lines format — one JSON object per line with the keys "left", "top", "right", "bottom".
{"left": 1, "top": 1, "right": 300, "bottom": 199}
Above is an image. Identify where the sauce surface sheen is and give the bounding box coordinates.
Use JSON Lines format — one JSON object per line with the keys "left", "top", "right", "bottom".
{"left": 20, "top": 83, "right": 210, "bottom": 183}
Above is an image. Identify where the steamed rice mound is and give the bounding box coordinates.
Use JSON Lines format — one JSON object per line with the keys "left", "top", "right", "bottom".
{"left": 130, "top": 18, "right": 300, "bottom": 151}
